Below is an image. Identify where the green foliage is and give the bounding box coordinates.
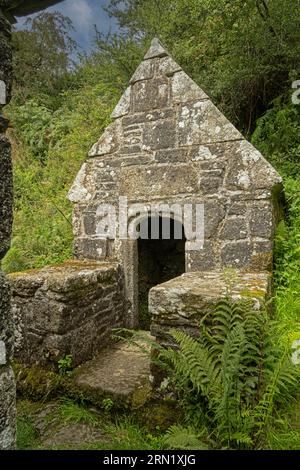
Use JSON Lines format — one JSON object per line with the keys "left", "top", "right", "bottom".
{"left": 17, "top": 415, "right": 40, "bottom": 450}
{"left": 252, "top": 98, "right": 300, "bottom": 177}
{"left": 9, "top": 100, "right": 58, "bottom": 164}
{"left": 107, "top": 0, "right": 300, "bottom": 132}
{"left": 102, "top": 398, "right": 114, "bottom": 412}
{"left": 59, "top": 397, "right": 98, "bottom": 425}
{"left": 163, "top": 425, "right": 209, "bottom": 450}
{"left": 16, "top": 399, "right": 165, "bottom": 450}
{"left": 159, "top": 299, "right": 300, "bottom": 449}
{"left": 3, "top": 61, "right": 115, "bottom": 273}
{"left": 12, "top": 12, "right": 77, "bottom": 106}
{"left": 139, "top": 300, "right": 151, "bottom": 330}
{"left": 58, "top": 355, "right": 73, "bottom": 377}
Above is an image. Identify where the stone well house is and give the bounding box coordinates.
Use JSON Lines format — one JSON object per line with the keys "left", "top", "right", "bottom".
{"left": 9, "top": 39, "right": 283, "bottom": 375}
{"left": 67, "top": 38, "right": 283, "bottom": 330}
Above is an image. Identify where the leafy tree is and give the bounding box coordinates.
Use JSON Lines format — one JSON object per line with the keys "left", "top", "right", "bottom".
{"left": 105, "top": 0, "right": 300, "bottom": 133}
{"left": 11, "top": 11, "right": 77, "bottom": 107}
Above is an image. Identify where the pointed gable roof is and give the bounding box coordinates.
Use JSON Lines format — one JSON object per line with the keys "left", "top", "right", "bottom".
{"left": 69, "top": 37, "right": 282, "bottom": 205}
{"left": 110, "top": 37, "right": 209, "bottom": 119}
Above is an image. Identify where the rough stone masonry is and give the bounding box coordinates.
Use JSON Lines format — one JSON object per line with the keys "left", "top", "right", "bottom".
{"left": 7, "top": 38, "right": 285, "bottom": 411}
{"left": 0, "top": 4, "right": 16, "bottom": 450}
{"left": 68, "top": 38, "right": 284, "bottom": 330}
{"left": 0, "top": 0, "right": 64, "bottom": 450}
{"left": 10, "top": 261, "right": 126, "bottom": 367}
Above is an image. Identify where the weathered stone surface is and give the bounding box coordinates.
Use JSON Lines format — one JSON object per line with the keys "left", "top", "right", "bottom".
{"left": 204, "top": 200, "right": 226, "bottom": 239}
{"left": 0, "top": 366, "right": 16, "bottom": 449}
{"left": 132, "top": 78, "right": 169, "bottom": 112}
{"left": 0, "top": 8, "right": 15, "bottom": 451}
{"left": 74, "top": 237, "right": 107, "bottom": 260}
{"left": 88, "top": 121, "right": 121, "bottom": 157}
{"left": 155, "top": 148, "right": 188, "bottom": 163}
{"left": 130, "top": 60, "right": 154, "bottom": 84}
{"left": 0, "top": 12, "right": 12, "bottom": 103}
{"left": 0, "top": 273, "right": 13, "bottom": 360}
{"left": 225, "top": 140, "right": 282, "bottom": 191}
{"left": 74, "top": 337, "right": 152, "bottom": 402}
{"left": 228, "top": 202, "right": 247, "bottom": 216}
{"left": 221, "top": 241, "right": 252, "bottom": 268}
{"left": 220, "top": 217, "right": 248, "bottom": 240}
{"left": 111, "top": 86, "right": 131, "bottom": 118}
{"left": 68, "top": 162, "right": 93, "bottom": 203}
{"left": 178, "top": 100, "right": 243, "bottom": 146}
{"left": 186, "top": 241, "right": 217, "bottom": 271}
{"left": 9, "top": 261, "right": 125, "bottom": 366}
{"left": 149, "top": 271, "right": 272, "bottom": 347}
{"left": 156, "top": 56, "right": 181, "bottom": 77}
{"left": 250, "top": 202, "right": 274, "bottom": 238}
{"left": 119, "top": 164, "right": 199, "bottom": 201}
{"left": 0, "top": 80, "right": 6, "bottom": 105}
{"left": 69, "top": 37, "right": 283, "bottom": 325}
{"left": 123, "top": 108, "right": 173, "bottom": 126}
{"left": 252, "top": 240, "right": 274, "bottom": 271}
{"left": 172, "top": 71, "right": 208, "bottom": 103}
{"left": 0, "top": 275, "right": 15, "bottom": 445}
{"left": 0, "top": 136, "right": 13, "bottom": 258}
{"left": 199, "top": 175, "right": 223, "bottom": 194}
{"left": 144, "top": 38, "right": 168, "bottom": 59}
{"left": 144, "top": 119, "right": 176, "bottom": 150}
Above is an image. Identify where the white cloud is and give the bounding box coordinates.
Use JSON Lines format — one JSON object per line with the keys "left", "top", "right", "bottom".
{"left": 63, "top": 0, "right": 94, "bottom": 32}
{"left": 16, "top": 0, "right": 116, "bottom": 52}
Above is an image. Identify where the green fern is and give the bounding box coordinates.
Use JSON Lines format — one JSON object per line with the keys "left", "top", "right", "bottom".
{"left": 160, "top": 298, "right": 300, "bottom": 449}
{"left": 163, "top": 425, "right": 209, "bottom": 450}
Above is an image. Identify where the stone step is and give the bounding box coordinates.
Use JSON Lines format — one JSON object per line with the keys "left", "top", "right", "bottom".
{"left": 73, "top": 334, "right": 153, "bottom": 408}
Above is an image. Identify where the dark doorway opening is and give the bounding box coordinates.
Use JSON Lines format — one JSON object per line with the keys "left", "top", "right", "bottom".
{"left": 137, "top": 216, "right": 186, "bottom": 330}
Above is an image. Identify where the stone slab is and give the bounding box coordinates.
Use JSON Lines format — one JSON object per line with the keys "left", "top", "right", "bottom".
{"left": 149, "top": 270, "right": 272, "bottom": 346}
{"left": 74, "top": 337, "right": 152, "bottom": 401}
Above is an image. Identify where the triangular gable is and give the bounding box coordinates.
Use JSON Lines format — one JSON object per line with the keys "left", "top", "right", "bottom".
{"left": 69, "top": 37, "right": 282, "bottom": 204}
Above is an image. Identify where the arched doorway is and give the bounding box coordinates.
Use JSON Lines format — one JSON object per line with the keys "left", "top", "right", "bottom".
{"left": 137, "top": 216, "right": 186, "bottom": 329}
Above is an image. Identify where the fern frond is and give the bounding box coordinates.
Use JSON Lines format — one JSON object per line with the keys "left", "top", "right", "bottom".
{"left": 164, "top": 425, "right": 210, "bottom": 450}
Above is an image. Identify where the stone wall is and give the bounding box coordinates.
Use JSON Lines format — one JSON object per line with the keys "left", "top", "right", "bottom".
{"left": 68, "top": 38, "right": 283, "bottom": 326}
{"left": 0, "top": 5, "right": 15, "bottom": 450}
{"left": 9, "top": 261, "right": 126, "bottom": 367}
{"left": 149, "top": 270, "right": 272, "bottom": 349}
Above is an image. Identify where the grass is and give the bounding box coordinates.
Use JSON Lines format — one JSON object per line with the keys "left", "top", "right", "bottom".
{"left": 266, "top": 403, "right": 300, "bottom": 450}
{"left": 58, "top": 397, "right": 98, "bottom": 426}
{"left": 16, "top": 399, "right": 164, "bottom": 451}
{"left": 17, "top": 416, "right": 40, "bottom": 450}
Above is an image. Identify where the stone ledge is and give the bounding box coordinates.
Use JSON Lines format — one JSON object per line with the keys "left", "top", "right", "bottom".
{"left": 149, "top": 270, "right": 272, "bottom": 346}
{"left": 9, "top": 260, "right": 126, "bottom": 366}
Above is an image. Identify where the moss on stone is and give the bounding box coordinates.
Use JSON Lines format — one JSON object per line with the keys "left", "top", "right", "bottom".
{"left": 13, "top": 361, "right": 154, "bottom": 412}
{"left": 239, "top": 289, "right": 266, "bottom": 299}
{"left": 131, "top": 381, "right": 152, "bottom": 410}
{"left": 135, "top": 399, "right": 183, "bottom": 433}
{"left": 14, "top": 362, "right": 63, "bottom": 401}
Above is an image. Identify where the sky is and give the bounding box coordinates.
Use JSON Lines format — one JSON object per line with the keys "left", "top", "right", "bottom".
{"left": 16, "top": 0, "right": 118, "bottom": 53}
